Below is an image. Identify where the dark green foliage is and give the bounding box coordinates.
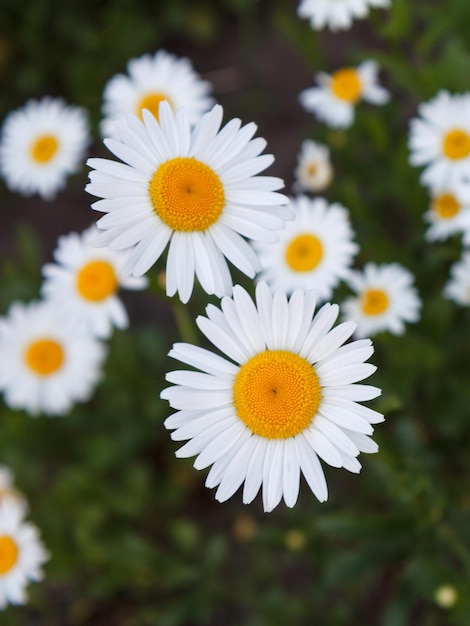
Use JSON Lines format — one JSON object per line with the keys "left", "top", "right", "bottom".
{"left": 0, "top": 0, "right": 470, "bottom": 624}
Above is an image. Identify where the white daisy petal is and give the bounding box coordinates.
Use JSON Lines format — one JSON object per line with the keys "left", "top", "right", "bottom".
{"left": 87, "top": 104, "right": 289, "bottom": 302}
{"left": 162, "top": 283, "right": 382, "bottom": 511}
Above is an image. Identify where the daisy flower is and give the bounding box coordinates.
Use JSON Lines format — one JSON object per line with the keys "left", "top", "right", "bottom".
{"left": 297, "top": 0, "right": 391, "bottom": 31}
{"left": 0, "top": 97, "right": 89, "bottom": 200}
{"left": 342, "top": 263, "right": 421, "bottom": 337}
{"left": 41, "top": 225, "right": 148, "bottom": 339}
{"left": 293, "top": 139, "right": 333, "bottom": 193}
{"left": 423, "top": 181, "right": 470, "bottom": 243}
{"left": 86, "top": 102, "right": 291, "bottom": 303}
{"left": 162, "top": 282, "right": 383, "bottom": 513}
{"left": 0, "top": 301, "right": 106, "bottom": 417}
{"left": 0, "top": 498, "right": 48, "bottom": 609}
{"left": 409, "top": 91, "right": 470, "bottom": 188}
{"left": 0, "top": 467, "right": 27, "bottom": 515}
{"left": 101, "top": 49, "right": 214, "bottom": 138}
{"left": 299, "top": 60, "right": 389, "bottom": 129}
{"left": 443, "top": 252, "right": 470, "bottom": 306}
{"left": 254, "top": 196, "right": 358, "bottom": 302}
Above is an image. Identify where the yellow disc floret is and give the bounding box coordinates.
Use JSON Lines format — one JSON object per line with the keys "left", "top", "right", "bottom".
{"left": 361, "top": 288, "right": 389, "bottom": 316}
{"left": 25, "top": 338, "right": 64, "bottom": 376}
{"left": 150, "top": 157, "right": 225, "bottom": 232}
{"left": 433, "top": 193, "right": 460, "bottom": 219}
{"left": 136, "top": 92, "right": 172, "bottom": 121}
{"left": 0, "top": 536, "right": 18, "bottom": 574}
{"left": 76, "top": 260, "right": 118, "bottom": 302}
{"left": 442, "top": 129, "right": 470, "bottom": 160}
{"left": 30, "top": 134, "right": 59, "bottom": 164}
{"left": 233, "top": 350, "right": 322, "bottom": 439}
{"left": 330, "top": 68, "right": 362, "bottom": 103}
{"left": 285, "top": 233, "right": 323, "bottom": 272}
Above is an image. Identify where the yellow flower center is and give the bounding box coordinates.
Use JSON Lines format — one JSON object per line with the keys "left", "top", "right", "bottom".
{"left": 233, "top": 350, "right": 322, "bottom": 439}
{"left": 432, "top": 193, "right": 460, "bottom": 219}
{"left": 25, "top": 338, "right": 64, "bottom": 376}
{"left": 306, "top": 163, "right": 318, "bottom": 177}
{"left": 330, "top": 68, "right": 362, "bottom": 103}
{"left": 442, "top": 129, "right": 470, "bottom": 160}
{"left": 149, "top": 157, "right": 225, "bottom": 231}
{"left": 136, "top": 92, "right": 173, "bottom": 121}
{"left": 285, "top": 233, "right": 323, "bottom": 272}
{"left": 361, "top": 288, "right": 389, "bottom": 316}
{"left": 30, "top": 134, "right": 59, "bottom": 164}
{"left": 76, "top": 260, "right": 118, "bottom": 302}
{"left": 0, "top": 536, "right": 19, "bottom": 575}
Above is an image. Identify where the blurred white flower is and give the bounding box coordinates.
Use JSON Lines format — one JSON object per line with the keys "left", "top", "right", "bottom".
{"left": 342, "top": 263, "right": 422, "bottom": 337}
{"left": 101, "top": 49, "right": 214, "bottom": 138}
{"left": 254, "top": 195, "right": 358, "bottom": 302}
{"left": 409, "top": 90, "right": 470, "bottom": 189}
{"left": 0, "top": 498, "right": 48, "bottom": 609}
{"left": 0, "top": 97, "right": 89, "bottom": 200}
{"left": 0, "top": 301, "right": 106, "bottom": 417}
{"left": 300, "top": 61, "right": 389, "bottom": 128}
{"left": 444, "top": 252, "right": 470, "bottom": 306}
{"left": 42, "top": 225, "right": 148, "bottom": 339}
{"left": 293, "top": 139, "right": 333, "bottom": 193}
{"left": 297, "top": 0, "right": 391, "bottom": 31}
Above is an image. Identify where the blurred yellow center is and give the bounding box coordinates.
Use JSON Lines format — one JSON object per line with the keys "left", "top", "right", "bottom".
{"left": 25, "top": 338, "right": 64, "bottom": 376}
{"left": 30, "top": 134, "right": 58, "bottom": 164}
{"left": 233, "top": 350, "right": 321, "bottom": 439}
{"left": 306, "top": 163, "right": 318, "bottom": 177}
{"left": 442, "top": 129, "right": 470, "bottom": 160}
{"left": 433, "top": 193, "right": 460, "bottom": 219}
{"left": 361, "top": 288, "right": 389, "bottom": 316}
{"left": 137, "top": 92, "right": 172, "bottom": 121}
{"left": 77, "top": 260, "right": 118, "bottom": 301}
{"left": 330, "top": 68, "right": 362, "bottom": 103}
{"left": 150, "top": 157, "right": 225, "bottom": 231}
{"left": 0, "top": 536, "right": 18, "bottom": 574}
{"left": 285, "top": 234, "right": 323, "bottom": 272}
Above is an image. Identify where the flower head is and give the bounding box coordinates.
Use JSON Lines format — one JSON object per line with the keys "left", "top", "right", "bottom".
{"left": 423, "top": 181, "right": 470, "bottom": 243}
{"left": 162, "top": 282, "right": 383, "bottom": 512}
{"left": 0, "top": 301, "right": 106, "bottom": 416}
{"left": 0, "top": 498, "right": 48, "bottom": 609}
{"left": 41, "top": 225, "right": 148, "bottom": 339}
{"left": 0, "top": 467, "right": 27, "bottom": 516}
{"left": 86, "top": 102, "right": 291, "bottom": 303}
{"left": 409, "top": 91, "right": 470, "bottom": 188}
{"left": 444, "top": 252, "right": 470, "bottom": 306}
{"left": 0, "top": 97, "right": 89, "bottom": 200}
{"left": 300, "top": 60, "right": 389, "bottom": 129}
{"left": 297, "top": 0, "right": 391, "bottom": 31}
{"left": 293, "top": 139, "right": 333, "bottom": 193}
{"left": 101, "top": 49, "right": 214, "bottom": 137}
{"left": 254, "top": 196, "right": 358, "bottom": 302}
{"left": 342, "top": 263, "right": 422, "bottom": 337}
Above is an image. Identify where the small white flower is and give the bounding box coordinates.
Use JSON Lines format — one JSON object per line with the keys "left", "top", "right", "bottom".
{"left": 254, "top": 196, "right": 358, "bottom": 302}
{"left": 342, "top": 263, "right": 422, "bottom": 337}
{"left": 0, "top": 301, "right": 106, "bottom": 417}
{"left": 293, "top": 139, "right": 333, "bottom": 193}
{"left": 423, "top": 181, "right": 470, "bottom": 243}
{"left": 444, "top": 252, "right": 470, "bottom": 306}
{"left": 162, "top": 282, "right": 383, "bottom": 512}
{"left": 297, "top": 0, "right": 391, "bottom": 31}
{"left": 86, "top": 102, "right": 291, "bottom": 303}
{"left": 0, "top": 498, "right": 48, "bottom": 609}
{"left": 0, "top": 467, "right": 27, "bottom": 516}
{"left": 41, "top": 225, "right": 148, "bottom": 339}
{"left": 299, "top": 60, "right": 389, "bottom": 128}
{"left": 101, "top": 49, "right": 214, "bottom": 138}
{"left": 0, "top": 97, "right": 89, "bottom": 200}
{"left": 409, "top": 90, "right": 470, "bottom": 189}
